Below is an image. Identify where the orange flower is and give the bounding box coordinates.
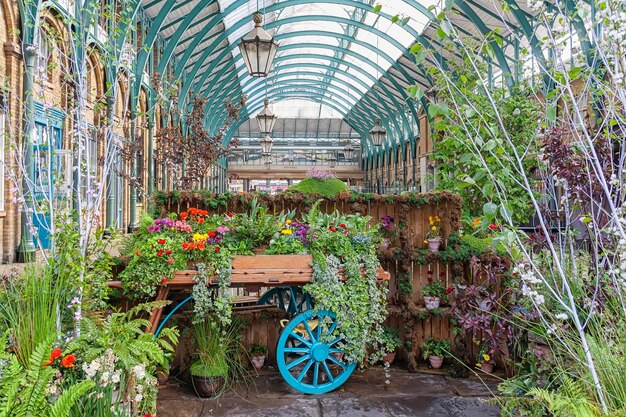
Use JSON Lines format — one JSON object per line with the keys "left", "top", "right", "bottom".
{"left": 198, "top": 218, "right": 205, "bottom": 224}
{"left": 61, "top": 354, "right": 76, "bottom": 368}
{"left": 198, "top": 243, "right": 205, "bottom": 250}
{"left": 180, "top": 212, "right": 188, "bottom": 220}
{"left": 50, "top": 348, "right": 62, "bottom": 360}
{"left": 135, "top": 249, "right": 141, "bottom": 256}
{"left": 189, "top": 243, "right": 197, "bottom": 250}
{"left": 189, "top": 207, "right": 198, "bottom": 215}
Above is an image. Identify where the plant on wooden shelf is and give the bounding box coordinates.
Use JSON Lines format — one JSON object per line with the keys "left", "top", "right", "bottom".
{"left": 420, "top": 338, "right": 451, "bottom": 369}
{"left": 381, "top": 327, "right": 402, "bottom": 365}
{"left": 425, "top": 215, "right": 443, "bottom": 252}
{"left": 476, "top": 345, "right": 495, "bottom": 373}
{"left": 249, "top": 342, "right": 268, "bottom": 370}
{"left": 379, "top": 215, "right": 395, "bottom": 250}
{"left": 420, "top": 271, "right": 449, "bottom": 310}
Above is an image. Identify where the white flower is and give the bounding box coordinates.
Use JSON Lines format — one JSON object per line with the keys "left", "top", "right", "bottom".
{"left": 131, "top": 364, "right": 146, "bottom": 380}
{"left": 555, "top": 313, "right": 568, "bottom": 320}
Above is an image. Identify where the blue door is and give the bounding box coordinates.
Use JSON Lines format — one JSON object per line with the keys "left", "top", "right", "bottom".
{"left": 31, "top": 104, "right": 64, "bottom": 249}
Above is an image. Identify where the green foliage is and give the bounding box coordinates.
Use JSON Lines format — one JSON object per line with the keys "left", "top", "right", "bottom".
{"left": 430, "top": 76, "right": 542, "bottom": 223}
{"left": 231, "top": 198, "right": 280, "bottom": 246}
{"left": 420, "top": 338, "right": 451, "bottom": 359}
{"left": 381, "top": 327, "right": 402, "bottom": 354}
{"left": 0, "top": 335, "right": 94, "bottom": 417}
{"left": 420, "top": 279, "right": 448, "bottom": 301}
{"left": 249, "top": 342, "right": 268, "bottom": 356}
{"left": 288, "top": 178, "right": 349, "bottom": 198}
{"left": 265, "top": 234, "right": 307, "bottom": 254}
{"left": 65, "top": 302, "right": 179, "bottom": 372}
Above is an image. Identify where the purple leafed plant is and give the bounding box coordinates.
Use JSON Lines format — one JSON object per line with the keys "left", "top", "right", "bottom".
{"left": 306, "top": 167, "right": 336, "bottom": 180}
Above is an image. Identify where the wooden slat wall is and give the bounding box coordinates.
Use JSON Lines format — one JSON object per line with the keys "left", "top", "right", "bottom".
{"left": 162, "top": 197, "right": 459, "bottom": 366}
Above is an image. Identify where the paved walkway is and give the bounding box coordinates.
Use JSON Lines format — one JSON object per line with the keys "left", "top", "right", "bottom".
{"left": 157, "top": 368, "right": 501, "bottom": 417}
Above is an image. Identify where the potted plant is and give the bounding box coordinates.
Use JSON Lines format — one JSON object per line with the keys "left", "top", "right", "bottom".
{"left": 420, "top": 338, "right": 451, "bottom": 369}
{"left": 249, "top": 342, "right": 268, "bottom": 370}
{"left": 425, "top": 215, "right": 442, "bottom": 252}
{"left": 381, "top": 327, "right": 402, "bottom": 364}
{"left": 476, "top": 345, "right": 495, "bottom": 373}
{"left": 379, "top": 215, "right": 395, "bottom": 250}
{"left": 190, "top": 320, "right": 228, "bottom": 398}
{"left": 420, "top": 274, "right": 448, "bottom": 310}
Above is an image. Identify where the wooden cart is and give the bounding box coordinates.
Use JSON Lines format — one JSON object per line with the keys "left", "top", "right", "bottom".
{"left": 109, "top": 254, "right": 390, "bottom": 394}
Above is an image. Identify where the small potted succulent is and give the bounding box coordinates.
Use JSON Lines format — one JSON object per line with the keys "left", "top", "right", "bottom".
{"left": 476, "top": 345, "right": 496, "bottom": 373}
{"left": 381, "top": 327, "right": 402, "bottom": 364}
{"left": 420, "top": 338, "right": 451, "bottom": 369}
{"left": 425, "top": 215, "right": 443, "bottom": 252}
{"left": 420, "top": 274, "right": 448, "bottom": 310}
{"left": 250, "top": 342, "right": 268, "bottom": 370}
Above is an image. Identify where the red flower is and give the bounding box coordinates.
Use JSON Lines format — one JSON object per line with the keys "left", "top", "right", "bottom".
{"left": 50, "top": 348, "right": 62, "bottom": 360}
{"left": 166, "top": 258, "right": 174, "bottom": 264}
{"left": 61, "top": 354, "right": 76, "bottom": 368}
{"left": 161, "top": 277, "right": 168, "bottom": 284}
{"left": 165, "top": 249, "right": 173, "bottom": 255}
{"left": 227, "top": 212, "right": 234, "bottom": 218}
{"left": 189, "top": 243, "right": 197, "bottom": 250}
{"left": 198, "top": 218, "right": 205, "bottom": 224}
{"left": 198, "top": 243, "right": 205, "bottom": 250}
{"left": 182, "top": 242, "right": 189, "bottom": 250}
{"left": 201, "top": 210, "right": 209, "bottom": 216}
{"left": 156, "top": 250, "right": 164, "bottom": 257}
{"left": 427, "top": 270, "right": 433, "bottom": 275}
{"left": 143, "top": 414, "right": 153, "bottom": 417}
{"left": 180, "top": 212, "right": 188, "bottom": 220}
{"left": 340, "top": 223, "right": 347, "bottom": 228}
{"left": 446, "top": 286, "right": 454, "bottom": 295}
{"left": 158, "top": 239, "right": 166, "bottom": 245}
{"left": 427, "top": 277, "right": 433, "bottom": 282}
{"left": 489, "top": 224, "right": 499, "bottom": 230}
{"left": 189, "top": 207, "right": 198, "bottom": 215}
{"left": 329, "top": 227, "right": 337, "bottom": 232}
{"left": 208, "top": 231, "right": 217, "bottom": 238}
{"left": 344, "top": 230, "right": 350, "bottom": 235}
{"left": 215, "top": 246, "right": 220, "bottom": 253}
{"left": 135, "top": 249, "right": 141, "bottom": 256}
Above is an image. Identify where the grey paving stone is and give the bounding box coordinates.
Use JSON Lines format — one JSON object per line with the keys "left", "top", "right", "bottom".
{"left": 213, "top": 398, "right": 320, "bottom": 417}
{"left": 320, "top": 397, "right": 389, "bottom": 417}
{"left": 437, "top": 397, "right": 501, "bottom": 417}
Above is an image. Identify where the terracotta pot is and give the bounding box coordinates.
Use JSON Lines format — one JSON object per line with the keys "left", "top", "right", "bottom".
{"left": 191, "top": 375, "right": 224, "bottom": 398}
{"left": 382, "top": 352, "right": 395, "bottom": 364}
{"left": 379, "top": 238, "right": 391, "bottom": 251}
{"left": 424, "top": 296, "right": 441, "bottom": 310}
{"left": 480, "top": 363, "right": 494, "bottom": 373}
{"left": 251, "top": 355, "right": 266, "bottom": 370}
{"left": 427, "top": 237, "right": 442, "bottom": 253}
{"left": 429, "top": 355, "right": 444, "bottom": 369}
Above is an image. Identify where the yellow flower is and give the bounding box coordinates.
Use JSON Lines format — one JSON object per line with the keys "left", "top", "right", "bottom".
{"left": 431, "top": 226, "right": 437, "bottom": 231}
{"left": 281, "top": 229, "right": 293, "bottom": 235}
{"left": 428, "top": 216, "right": 433, "bottom": 221}
{"left": 193, "top": 233, "right": 208, "bottom": 242}
{"left": 483, "top": 354, "right": 491, "bottom": 362}
{"left": 285, "top": 219, "right": 292, "bottom": 225}
{"left": 476, "top": 363, "right": 482, "bottom": 368}
{"left": 423, "top": 240, "right": 428, "bottom": 244}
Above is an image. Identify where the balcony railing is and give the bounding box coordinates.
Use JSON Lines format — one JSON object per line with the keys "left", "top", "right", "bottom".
{"left": 229, "top": 158, "right": 359, "bottom": 167}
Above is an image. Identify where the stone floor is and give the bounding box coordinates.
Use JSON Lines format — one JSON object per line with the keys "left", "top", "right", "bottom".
{"left": 157, "top": 367, "right": 502, "bottom": 417}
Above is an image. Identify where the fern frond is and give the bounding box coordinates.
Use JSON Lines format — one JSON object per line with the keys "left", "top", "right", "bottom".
{"left": 48, "top": 380, "right": 94, "bottom": 417}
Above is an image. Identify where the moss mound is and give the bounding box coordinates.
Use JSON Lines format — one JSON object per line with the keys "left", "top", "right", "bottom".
{"left": 288, "top": 178, "right": 349, "bottom": 198}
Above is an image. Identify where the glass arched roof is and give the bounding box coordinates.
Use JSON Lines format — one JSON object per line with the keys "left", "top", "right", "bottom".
{"left": 137, "top": 0, "right": 541, "bottom": 151}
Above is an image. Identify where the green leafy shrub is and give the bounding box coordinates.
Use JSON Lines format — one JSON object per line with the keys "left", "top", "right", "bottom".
{"left": 288, "top": 178, "right": 349, "bottom": 198}
{"left": 420, "top": 338, "right": 451, "bottom": 359}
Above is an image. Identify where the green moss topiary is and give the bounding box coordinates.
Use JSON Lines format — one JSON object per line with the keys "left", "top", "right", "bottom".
{"left": 288, "top": 178, "right": 349, "bottom": 198}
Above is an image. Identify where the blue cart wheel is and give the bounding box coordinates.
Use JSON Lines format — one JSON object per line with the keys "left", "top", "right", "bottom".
{"left": 257, "top": 286, "right": 313, "bottom": 317}
{"left": 276, "top": 310, "right": 356, "bottom": 394}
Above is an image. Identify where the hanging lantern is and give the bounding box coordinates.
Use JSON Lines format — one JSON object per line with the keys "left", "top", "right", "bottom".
{"left": 260, "top": 134, "right": 274, "bottom": 153}
{"left": 328, "top": 154, "right": 336, "bottom": 168}
{"left": 238, "top": 13, "right": 279, "bottom": 77}
{"left": 256, "top": 100, "right": 278, "bottom": 134}
{"left": 369, "top": 118, "right": 386, "bottom": 147}
{"left": 343, "top": 143, "right": 355, "bottom": 161}
{"left": 261, "top": 152, "right": 272, "bottom": 165}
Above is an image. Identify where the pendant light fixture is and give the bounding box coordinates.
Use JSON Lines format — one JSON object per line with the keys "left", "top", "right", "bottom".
{"left": 261, "top": 152, "right": 272, "bottom": 166}
{"left": 260, "top": 134, "right": 274, "bottom": 153}
{"left": 256, "top": 99, "right": 278, "bottom": 134}
{"left": 369, "top": 119, "right": 386, "bottom": 147}
{"left": 238, "top": 13, "right": 279, "bottom": 77}
{"left": 343, "top": 143, "right": 356, "bottom": 160}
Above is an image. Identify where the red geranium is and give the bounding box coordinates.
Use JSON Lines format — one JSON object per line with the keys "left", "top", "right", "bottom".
{"left": 427, "top": 277, "right": 433, "bottom": 282}
{"left": 166, "top": 258, "right": 174, "bottom": 264}
{"left": 61, "top": 354, "right": 76, "bottom": 368}
{"left": 198, "top": 218, "right": 205, "bottom": 224}
{"left": 161, "top": 277, "right": 168, "bottom": 284}
{"left": 156, "top": 250, "right": 164, "bottom": 257}
{"left": 158, "top": 239, "right": 166, "bottom": 245}
{"left": 208, "top": 231, "right": 217, "bottom": 238}
{"left": 189, "top": 207, "right": 198, "bottom": 215}
{"left": 489, "top": 224, "right": 499, "bottom": 230}
{"left": 180, "top": 212, "right": 188, "bottom": 220}
{"left": 228, "top": 212, "right": 234, "bottom": 217}
{"left": 50, "top": 348, "right": 62, "bottom": 360}
{"left": 215, "top": 246, "right": 220, "bottom": 253}
{"left": 182, "top": 242, "right": 189, "bottom": 250}
{"left": 198, "top": 243, "right": 205, "bottom": 250}
{"left": 340, "top": 223, "right": 347, "bottom": 228}
{"left": 165, "top": 249, "right": 173, "bottom": 255}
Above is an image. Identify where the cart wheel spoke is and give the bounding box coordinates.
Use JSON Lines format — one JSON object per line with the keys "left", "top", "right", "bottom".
{"left": 297, "top": 359, "right": 314, "bottom": 382}
{"left": 284, "top": 347, "right": 309, "bottom": 353}
{"left": 287, "top": 354, "right": 311, "bottom": 370}
{"left": 328, "top": 336, "right": 341, "bottom": 346}
{"left": 288, "top": 332, "right": 312, "bottom": 347}
{"left": 327, "top": 355, "right": 346, "bottom": 369}
{"left": 322, "top": 361, "right": 335, "bottom": 383}
{"left": 304, "top": 320, "right": 316, "bottom": 342}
